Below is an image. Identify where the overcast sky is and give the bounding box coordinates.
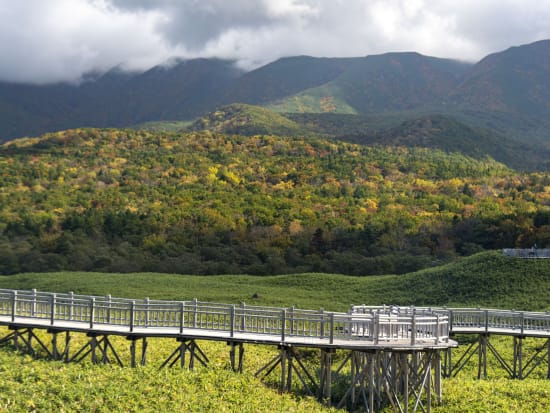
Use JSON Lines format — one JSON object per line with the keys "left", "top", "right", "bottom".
{"left": 2, "top": 0, "right": 550, "bottom": 84}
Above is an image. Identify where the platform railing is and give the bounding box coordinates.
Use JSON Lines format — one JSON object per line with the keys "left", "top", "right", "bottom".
{"left": 352, "top": 305, "right": 550, "bottom": 336}
{"left": 0, "top": 289, "right": 449, "bottom": 347}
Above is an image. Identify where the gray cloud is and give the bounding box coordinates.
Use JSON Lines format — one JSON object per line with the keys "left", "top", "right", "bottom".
{"left": 2, "top": 0, "right": 550, "bottom": 84}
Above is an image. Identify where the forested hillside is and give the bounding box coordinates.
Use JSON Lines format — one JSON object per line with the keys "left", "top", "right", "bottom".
{"left": 1, "top": 128, "right": 550, "bottom": 276}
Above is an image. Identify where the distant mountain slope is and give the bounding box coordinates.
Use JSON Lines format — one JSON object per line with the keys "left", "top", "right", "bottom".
{"left": 269, "top": 53, "right": 471, "bottom": 113}
{"left": 0, "top": 59, "right": 243, "bottom": 141}
{"left": 338, "top": 114, "right": 545, "bottom": 170}
{"left": 221, "top": 56, "right": 358, "bottom": 105}
{"left": 450, "top": 40, "right": 550, "bottom": 116}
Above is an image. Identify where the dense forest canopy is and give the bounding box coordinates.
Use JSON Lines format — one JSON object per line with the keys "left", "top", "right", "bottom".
{"left": 1, "top": 128, "right": 550, "bottom": 275}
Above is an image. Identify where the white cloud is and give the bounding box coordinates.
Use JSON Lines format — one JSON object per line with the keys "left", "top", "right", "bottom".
{"left": 2, "top": 0, "right": 550, "bottom": 83}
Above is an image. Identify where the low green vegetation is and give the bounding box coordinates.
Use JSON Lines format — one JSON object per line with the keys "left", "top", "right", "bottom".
{"left": 1, "top": 251, "right": 549, "bottom": 310}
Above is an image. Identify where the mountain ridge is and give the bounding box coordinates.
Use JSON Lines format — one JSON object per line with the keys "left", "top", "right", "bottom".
{"left": 2, "top": 39, "right": 550, "bottom": 171}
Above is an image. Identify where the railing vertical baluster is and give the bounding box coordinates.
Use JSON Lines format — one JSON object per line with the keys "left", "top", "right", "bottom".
{"left": 230, "top": 305, "right": 235, "bottom": 338}
{"left": 374, "top": 310, "right": 379, "bottom": 345}
{"left": 130, "top": 301, "right": 135, "bottom": 332}
{"left": 11, "top": 290, "right": 17, "bottom": 322}
{"left": 521, "top": 312, "right": 525, "bottom": 336}
{"left": 106, "top": 294, "right": 112, "bottom": 324}
{"left": 240, "top": 302, "right": 246, "bottom": 332}
{"left": 50, "top": 293, "right": 56, "bottom": 325}
{"left": 411, "top": 309, "right": 417, "bottom": 346}
{"left": 281, "top": 309, "right": 287, "bottom": 343}
{"left": 180, "top": 302, "right": 184, "bottom": 334}
{"left": 90, "top": 297, "right": 95, "bottom": 329}
{"left": 69, "top": 292, "right": 74, "bottom": 321}
{"left": 290, "top": 306, "right": 295, "bottom": 336}
{"left": 32, "top": 289, "right": 37, "bottom": 317}
{"left": 193, "top": 298, "right": 198, "bottom": 328}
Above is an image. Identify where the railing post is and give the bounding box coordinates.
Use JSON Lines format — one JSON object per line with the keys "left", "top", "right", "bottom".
{"left": 11, "top": 290, "right": 17, "bottom": 322}
{"left": 436, "top": 314, "right": 440, "bottom": 344}
{"left": 180, "top": 302, "right": 184, "bottom": 334}
{"left": 281, "top": 309, "right": 287, "bottom": 343}
{"left": 90, "top": 297, "right": 95, "bottom": 329}
{"left": 411, "top": 309, "right": 417, "bottom": 346}
{"left": 106, "top": 294, "right": 111, "bottom": 324}
{"left": 329, "top": 313, "right": 334, "bottom": 344}
{"left": 374, "top": 310, "right": 379, "bottom": 345}
{"left": 69, "top": 292, "right": 74, "bottom": 320}
{"left": 520, "top": 312, "right": 525, "bottom": 336}
{"left": 193, "top": 298, "right": 198, "bottom": 328}
{"left": 230, "top": 305, "right": 235, "bottom": 338}
{"left": 144, "top": 297, "right": 150, "bottom": 327}
{"left": 485, "top": 310, "right": 489, "bottom": 333}
{"left": 106, "top": 294, "right": 112, "bottom": 324}
{"left": 130, "top": 301, "right": 135, "bottom": 332}
{"left": 320, "top": 308, "right": 325, "bottom": 338}
{"left": 32, "top": 289, "right": 37, "bottom": 317}
{"left": 50, "top": 293, "right": 56, "bottom": 325}
{"left": 240, "top": 302, "right": 246, "bottom": 331}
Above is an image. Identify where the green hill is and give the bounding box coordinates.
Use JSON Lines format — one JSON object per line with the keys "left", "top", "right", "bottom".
{"left": 2, "top": 127, "right": 550, "bottom": 277}
{"left": 187, "top": 103, "right": 309, "bottom": 136}
{"left": 1, "top": 251, "right": 548, "bottom": 311}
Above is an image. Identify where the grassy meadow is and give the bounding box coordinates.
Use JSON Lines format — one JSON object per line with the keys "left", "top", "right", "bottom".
{"left": 2, "top": 250, "right": 550, "bottom": 412}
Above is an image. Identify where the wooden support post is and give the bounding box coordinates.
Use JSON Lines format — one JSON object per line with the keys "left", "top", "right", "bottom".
{"left": 319, "top": 349, "right": 333, "bottom": 405}
{"left": 129, "top": 336, "right": 147, "bottom": 367}
{"left": 434, "top": 350, "right": 442, "bottom": 405}
{"left": 130, "top": 337, "right": 137, "bottom": 368}
{"left": 426, "top": 357, "right": 432, "bottom": 413}
{"left": 402, "top": 352, "right": 409, "bottom": 413}
{"left": 180, "top": 340, "right": 186, "bottom": 368}
{"left": 280, "top": 347, "right": 287, "bottom": 392}
{"left": 51, "top": 331, "right": 59, "bottom": 360}
{"left": 141, "top": 337, "right": 147, "bottom": 366}
{"left": 228, "top": 341, "right": 244, "bottom": 373}
{"left": 478, "top": 335, "right": 488, "bottom": 379}
{"left": 517, "top": 336, "right": 523, "bottom": 379}
{"left": 91, "top": 335, "right": 98, "bottom": 364}
{"left": 63, "top": 331, "right": 71, "bottom": 362}
{"left": 368, "top": 352, "right": 375, "bottom": 413}
{"left": 26, "top": 329, "right": 34, "bottom": 355}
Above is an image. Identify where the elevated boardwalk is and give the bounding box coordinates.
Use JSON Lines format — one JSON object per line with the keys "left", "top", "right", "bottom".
{"left": 0, "top": 289, "right": 452, "bottom": 413}
{"left": 503, "top": 248, "right": 550, "bottom": 258}
{"left": 4, "top": 289, "right": 550, "bottom": 411}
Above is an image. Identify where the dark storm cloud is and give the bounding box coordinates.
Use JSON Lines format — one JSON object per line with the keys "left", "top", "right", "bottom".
{"left": 2, "top": 0, "right": 550, "bottom": 84}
